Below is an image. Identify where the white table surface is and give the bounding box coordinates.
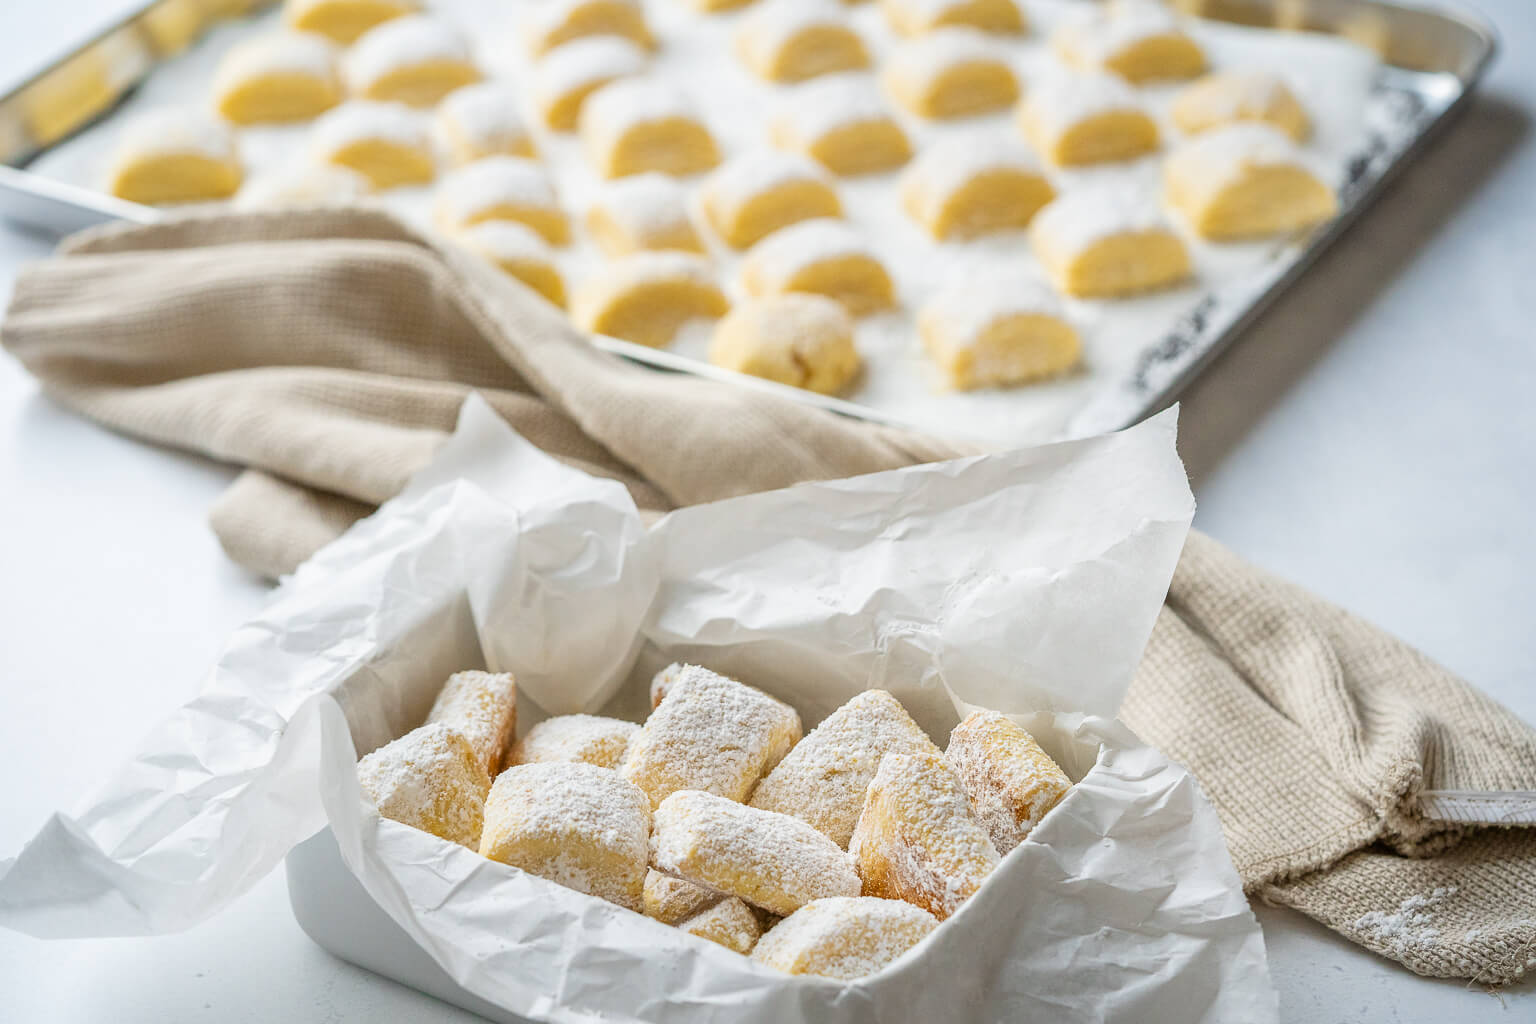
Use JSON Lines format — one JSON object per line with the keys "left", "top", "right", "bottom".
{"left": 2, "top": 1, "right": 1533, "bottom": 1020}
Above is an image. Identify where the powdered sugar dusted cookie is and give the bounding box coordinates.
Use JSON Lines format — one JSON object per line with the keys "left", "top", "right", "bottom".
{"left": 740, "top": 218, "right": 895, "bottom": 315}
{"left": 343, "top": 14, "right": 481, "bottom": 107}
{"left": 919, "top": 277, "right": 1080, "bottom": 389}
{"left": 849, "top": 749, "right": 999, "bottom": 920}
{"left": 284, "top": 0, "right": 419, "bottom": 44}
{"left": 311, "top": 100, "right": 435, "bottom": 188}
{"left": 585, "top": 173, "right": 704, "bottom": 255}
{"left": 651, "top": 790, "right": 861, "bottom": 916}
{"left": 107, "top": 109, "right": 242, "bottom": 204}
{"left": 772, "top": 74, "right": 911, "bottom": 176}
{"left": 750, "top": 690, "right": 940, "bottom": 847}
{"left": 526, "top": 0, "right": 655, "bottom": 57}
{"left": 1030, "top": 186, "right": 1190, "bottom": 297}
{"left": 1163, "top": 123, "right": 1337, "bottom": 239}
{"left": 1054, "top": 0, "right": 1205, "bottom": 84}
{"left": 435, "top": 82, "right": 535, "bottom": 165}
{"left": 425, "top": 670, "right": 518, "bottom": 777}
{"left": 753, "top": 897, "right": 938, "bottom": 979}
{"left": 235, "top": 162, "right": 372, "bottom": 208}
{"left": 1017, "top": 71, "right": 1159, "bottom": 167}
{"left": 643, "top": 867, "right": 722, "bottom": 924}
{"left": 356, "top": 723, "right": 490, "bottom": 849}
{"left": 736, "top": 1, "right": 870, "bottom": 84}
{"left": 621, "top": 665, "right": 802, "bottom": 804}
{"left": 580, "top": 79, "right": 722, "bottom": 179}
{"left": 946, "top": 710, "right": 1072, "bottom": 853}
{"left": 880, "top": 0, "right": 1025, "bottom": 38}
{"left": 702, "top": 151, "right": 842, "bottom": 249}
{"left": 1172, "top": 70, "right": 1309, "bottom": 141}
{"left": 212, "top": 32, "right": 340, "bottom": 124}
{"left": 901, "top": 136, "right": 1053, "bottom": 239}
{"left": 455, "top": 222, "right": 568, "bottom": 307}
{"left": 572, "top": 253, "right": 730, "bottom": 347}
{"left": 434, "top": 155, "right": 569, "bottom": 243}
{"left": 479, "top": 762, "right": 652, "bottom": 911}
{"left": 534, "top": 36, "right": 648, "bottom": 132}
{"left": 679, "top": 894, "right": 763, "bottom": 953}
{"left": 709, "top": 294, "right": 861, "bottom": 395}
{"left": 883, "top": 28, "right": 1018, "bottom": 119}
{"left": 509, "top": 714, "right": 640, "bottom": 768}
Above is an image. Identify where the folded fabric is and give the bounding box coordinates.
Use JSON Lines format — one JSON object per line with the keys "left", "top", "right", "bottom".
{"left": 3, "top": 209, "right": 1532, "bottom": 983}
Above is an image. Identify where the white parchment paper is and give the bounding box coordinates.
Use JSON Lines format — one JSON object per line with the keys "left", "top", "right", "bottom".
{"left": 0, "top": 396, "right": 1276, "bottom": 1022}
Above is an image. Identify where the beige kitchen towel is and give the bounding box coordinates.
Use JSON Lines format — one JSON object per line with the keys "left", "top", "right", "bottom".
{"left": 3, "top": 209, "right": 1533, "bottom": 984}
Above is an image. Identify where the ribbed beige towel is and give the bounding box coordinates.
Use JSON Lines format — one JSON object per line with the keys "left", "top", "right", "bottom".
{"left": 4, "top": 210, "right": 1533, "bottom": 984}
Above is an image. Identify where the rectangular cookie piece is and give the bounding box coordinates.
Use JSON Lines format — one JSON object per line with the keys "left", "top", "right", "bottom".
{"left": 621, "top": 665, "right": 801, "bottom": 807}
{"left": 425, "top": 670, "right": 517, "bottom": 777}
{"left": 749, "top": 690, "right": 940, "bottom": 847}
{"left": 945, "top": 710, "right": 1071, "bottom": 853}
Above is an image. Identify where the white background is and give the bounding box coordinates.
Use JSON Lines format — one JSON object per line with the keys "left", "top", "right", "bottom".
{"left": 1, "top": 1, "right": 1533, "bottom": 1021}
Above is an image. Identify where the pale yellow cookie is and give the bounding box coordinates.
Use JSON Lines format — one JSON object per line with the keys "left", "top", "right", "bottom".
{"left": 434, "top": 155, "right": 569, "bottom": 243}
{"left": 1017, "top": 72, "right": 1159, "bottom": 167}
{"left": 643, "top": 868, "right": 722, "bottom": 925}
{"left": 343, "top": 15, "right": 481, "bottom": 108}
{"left": 435, "top": 83, "right": 536, "bottom": 165}
{"left": 753, "top": 896, "right": 938, "bottom": 979}
{"left": 234, "top": 162, "right": 372, "bottom": 209}
{"left": 534, "top": 36, "right": 648, "bottom": 132}
{"left": 750, "top": 690, "right": 940, "bottom": 847}
{"left": 356, "top": 723, "right": 490, "bottom": 849}
{"left": 883, "top": 28, "right": 1018, "bottom": 119}
{"left": 106, "top": 110, "right": 243, "bottom": 204}
{"left": 880, "top": 0, "right": 1025, "bottom": 37}
{"left": 621, "top": 664, "right": 801, "bottom": 804}
{"left": 509, "top": 714, "right": 639, "bottom": 768}
{"left": 573, "top": 253, "right": 730, "bottom": 347}
{"left": 479, "top": 762, "right": 652, "bottom": 911}
{"left": 849, "top": 750, "right": 999, "bottom": 920}
{"left": 709, "top": 294, "right": 861, "bottom": 395}
{"left": 284, "top": 0, "right": 419, "bottom": 44}
{"left": 1171, "top": 70, "right": 1310, "bottom": 141}
{"left": 526, "top": 0, "right": 655, "bottom": 57}
{"left": 680, "top": 895, "right": 763, "bottom": 954}
{"left": 1164, "top": 123, "right": 1337, "bottom": 240}
{"left": 919, "top": 277, "right": 1080, "bottom": 389}
{"left": 740, "top": 218, "right": 895, "bottom": 315}
{"left": 946, "top": 710, "right": 1072, "bottom": 853}
{"left": 1054, "top": 0, "right": 1206, "bottom": 84}
{"left": 425, "top": 670, "right": 517, "bottom": 777}
{"left": 900, "top": 136, "right": 1053, "bottom": 239}
{"left": 651, "top": 790, "right": 862, "bottom": 915}
{"left": 455, "top": 222, "right": 568, "bottom": 308}
{"left": 772, "top": 74, "right": 912, "bottom": 176}
{"left": 213, "top": 32, "right": 340, "bottom": 124}
{"left": 311, "top": 100, "right": 435, "bottom": 188}
{"left": 702, "top": 152, "right": 842, "bottom": 249}
{"left": 580, "top": 79, "right": 722, "bottom": 179}
{"left": 585, "top": 174, "right": 704, "bottom": 256}
{"left": 1030, "top": 186, "right": 1190, "bottom": 297}
{"left": 736, "top": 1, "right": 870, "bottom": 84}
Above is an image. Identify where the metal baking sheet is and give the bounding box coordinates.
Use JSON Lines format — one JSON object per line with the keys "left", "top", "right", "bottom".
{"left": 0, "top": 0, "right": 1497, "bottom": 443}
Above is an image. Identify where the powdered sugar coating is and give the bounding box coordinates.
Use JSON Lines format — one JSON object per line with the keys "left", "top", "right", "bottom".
{"left": 651, "top": 790, "right": 861, "bottom": 916}
{"left": 213, "top": 32, "right": 337, "bottom": 95}
{"left": 356, "top": 722, "right": 490, "bottom": 849}
{"left": 580, "top": 78, "right": 701, "bottom": 140}
{"left": 311, "top": 100, "right": 430, "bottom": 152}
{"left": 849, "top": 749, "right": 999, "bottom": 920}
{"left": 886, "top": 26, "right": 1008, "bottom": 88}
{"left": 343, "top": 15, "right": 473, "bottom": 95}
{"left": 643, "top": 867, "right": 722, "bottom": 924}
{"left": 902, "top": 135, "right": 1041, "bottom": 207}
{"left": 753, "top": 896, "right": 937, "bottom": 979}
{"left": 750, "top": 690, "right": 940, "bottom": 848}
{"left": 680, "top": 895, "right": 763, "bottom": 954}
{"left": 534, "top": 36, "right": 648, "bottom": 120}
{"left": 743, "top": 218, "right": 872, "bottom": 284}
{"left": 510, "top": 713, "right": 639, "bottom": 769}
{"left": 479, "top": 761, "right": 652, "bottom": 911}
{"left": 1020, "top": 71, "right": 1148, "bottom": 146}
{"left": 620, "top": 664, "right": 802, "bottom": 807}
{"left": 919, "top": 276, "right": 1064, "bottom": 351}
{"left": 588, "top": 175, "right": 699, "bottom": 254}
{"left": 1055, "top": 0, "right": 1191, "bottom": 69}
{"left": 434, "top": 155, "right": 563, "bottom": 230}
{"left": 1164, "top": 121, "right": 1315, "bottom": 197}
{"left": 525, "top": 0, "right": 653, "bottom": 55}
{"left": 775, "top": 73, "right": 897, "bottom": 147}
{"left": 736, "top": 0, "right": 868, "bottom": 82}
{"left": 741, "top": 0, "right": 855, "bottom": 55}
{"left": 706, "top": 153, "right": 832, "bottom": 217}
{"left": 945, "top": 710, "right": 1071, "bottom": 854}
{"left": 112, "top": 109, "right": 237, "bottom": 166}
{"left": 425, "top": 670, "right": 517, "bottom": 776}
{"left": 1029, "top": 185, "right": 1173, "bottom": 260}
{"left": 435, "top": 82, "right": 532, "bottom": 160}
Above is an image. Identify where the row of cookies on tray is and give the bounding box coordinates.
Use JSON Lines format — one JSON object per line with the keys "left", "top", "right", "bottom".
{"left": 355, "top": 662, "right": 1073, "bottom": 980}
